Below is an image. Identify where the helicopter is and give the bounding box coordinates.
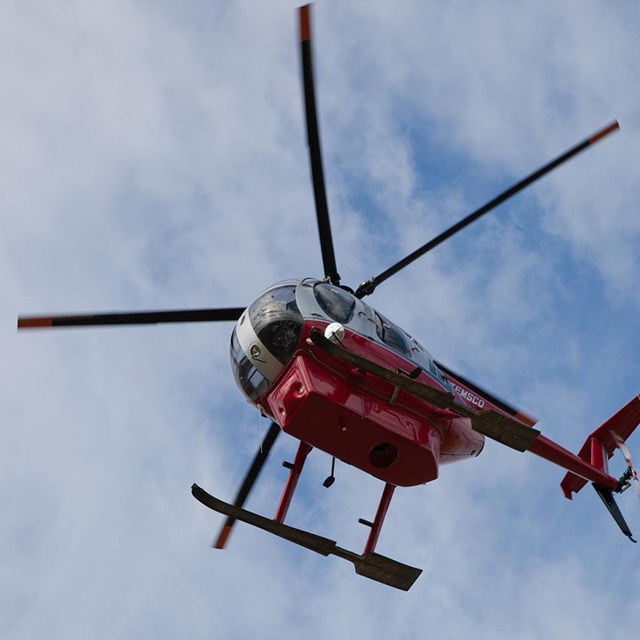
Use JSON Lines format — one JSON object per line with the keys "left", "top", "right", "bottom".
{"left": 18, "top": 4, "right": 640, "bottom": 591}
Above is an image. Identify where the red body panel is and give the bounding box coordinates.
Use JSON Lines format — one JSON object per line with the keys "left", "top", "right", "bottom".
{"left": 267, "top": 351, "right": 441, "bottom": 486}
{"left": 262, "top": 321, "right": 484, "bottom": 487}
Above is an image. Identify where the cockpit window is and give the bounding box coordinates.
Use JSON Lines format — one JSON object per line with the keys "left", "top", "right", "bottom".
{"left": 230, "top": 327, "right": 270, "bottom": 400}
{"left": 247, "top": 283, "right": 303, "bottom": 364}
{"left": 366, "top": 309, "right": 452, "bottom": 391}
{"left": 374, "top": 313, "right": 412, "bottom": 358}
{"left": 313, "top": 283, "right": 356, "bottom": 324}
{"left": 412, "top": 340, "right": 452, "bottom": 390}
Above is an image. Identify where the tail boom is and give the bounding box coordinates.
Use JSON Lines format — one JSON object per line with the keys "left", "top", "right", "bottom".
{"left": 528, "top": 435, "right": 619, "bottom": 495}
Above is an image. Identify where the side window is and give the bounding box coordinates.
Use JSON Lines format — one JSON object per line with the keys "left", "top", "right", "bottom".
{"left": 374, "top": 313, "right": 412, "bottom": 358}
{"left": 229, "top": 327, "right": 269, "bottom": 400}
{"left": 313, "top": 283, "right": 356, "bottom": 324}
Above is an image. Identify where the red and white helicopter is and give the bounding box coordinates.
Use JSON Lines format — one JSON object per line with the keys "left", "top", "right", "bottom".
{"left": 19, "top": 5, "right": 639, "bottom": 591}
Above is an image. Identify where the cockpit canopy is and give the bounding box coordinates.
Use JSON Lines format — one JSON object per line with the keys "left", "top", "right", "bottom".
{"left": 303, "top": 280, "right": 450, "bottom": 388}
{"left": 229, "top": 278, "right": 450, "bottom": 403}
{"left": 230, "top": 281, "right": 303, "bottom": 401}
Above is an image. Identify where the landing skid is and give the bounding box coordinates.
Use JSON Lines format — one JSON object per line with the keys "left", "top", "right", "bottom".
{"left": 191, "top": 484, "right": 422, "bottom": 591}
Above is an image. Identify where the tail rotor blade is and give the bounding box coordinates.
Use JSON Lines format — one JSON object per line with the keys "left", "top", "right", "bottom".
{"left": 355, "top": 121, "right": 620, "bottom": 298}
{"left": 299, "top": 4, "right": 340, "bottom": 285}
{"left": 213, "top": 421, "right": 281, "bottom": 549}
{"left": 17, "top": 307, "right": 246, "bottom": 330}
{"left": 612, "top": 432, "right": 640, "bottom": 496}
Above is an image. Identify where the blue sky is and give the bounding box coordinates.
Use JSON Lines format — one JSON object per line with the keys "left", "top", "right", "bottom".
{"left": 2, "top": 1, "right": 640, "bottom": 638}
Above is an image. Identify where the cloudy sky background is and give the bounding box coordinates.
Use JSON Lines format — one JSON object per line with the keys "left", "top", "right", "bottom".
{"left": 2, "top": 0, "right": 640, "bottom": 637}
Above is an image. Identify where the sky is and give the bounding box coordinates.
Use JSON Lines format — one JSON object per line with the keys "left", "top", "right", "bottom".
{"left": 2, "top": 0, "right": 640, "bottom": 637}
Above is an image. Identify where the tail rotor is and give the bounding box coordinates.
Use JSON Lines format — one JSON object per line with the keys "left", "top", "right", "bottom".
{"left": 612, "top": 432, "right": 640, "bottom": 497}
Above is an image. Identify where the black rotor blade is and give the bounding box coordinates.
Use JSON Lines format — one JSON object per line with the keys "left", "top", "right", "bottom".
{"left": 17, "top": 307, "right": 245, "bottom": 330}
{"left": 213, "top": 420, "right": 281, "bottom": 549}
{"left": 299, "top": 4, "right": 340, "bottom": 285}
{"left": 355, "top": 121, "right": 620, "bottom": 298}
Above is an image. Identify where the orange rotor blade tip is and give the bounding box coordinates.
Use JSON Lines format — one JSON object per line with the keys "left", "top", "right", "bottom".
{"left": 213, "top": 523, "right": 233, "bottom": 550}
{"left": 17, "top": 317, "right": 53, "bottom": 329}
{"left": 299, "top": 4, "right": 311, "bottom": 42}
{"left": 589, "top": 120, "right": 620, "bottom": 145}
{"left": 515, "top": 412, "right": 538, "bottom": 428}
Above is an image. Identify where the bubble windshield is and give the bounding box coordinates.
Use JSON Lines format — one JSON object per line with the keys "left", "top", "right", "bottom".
{"left": 247, "top": 282, "right": 303, "bottom": 364}
{"left": 230, "top": 281, "right": 304, "bottom": 402}
{"left": 230, "top": 326, "right": 269, "bottom": 401}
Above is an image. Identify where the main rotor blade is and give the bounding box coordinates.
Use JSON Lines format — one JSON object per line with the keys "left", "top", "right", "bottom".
{"left": 355, "top": 121, "right": 620, "bottom": 298}
{"left": 17, "top": 307, "right": 245, "bottom": 329}
{"left": 299, "top": 4, "right": 340, "bottom": 286}
{"left": 213, "top": 420, "right": 281, "bottom": 549}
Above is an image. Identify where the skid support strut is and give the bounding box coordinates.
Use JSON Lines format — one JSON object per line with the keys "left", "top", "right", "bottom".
{"left": 363, "top": 483, "right": 396, "bottom": 554}
{"left": 275, "top": 441, "right": 313, "bottom": 523}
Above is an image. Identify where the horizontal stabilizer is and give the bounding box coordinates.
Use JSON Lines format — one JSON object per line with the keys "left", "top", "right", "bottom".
{"left": 192, "top": 484, "right": 422, "bottom": 591}
{"left": 561, "top": 394, "right": 640, "bottom": 498}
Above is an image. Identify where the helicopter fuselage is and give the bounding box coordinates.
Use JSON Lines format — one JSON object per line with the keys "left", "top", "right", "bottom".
{"left": 229, "top": 278, "right": 500, "bottom": 486}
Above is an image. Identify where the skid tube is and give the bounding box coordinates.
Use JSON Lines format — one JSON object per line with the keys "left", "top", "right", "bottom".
{"left": 191, "top": 484, "right": 422, "bottom": 591}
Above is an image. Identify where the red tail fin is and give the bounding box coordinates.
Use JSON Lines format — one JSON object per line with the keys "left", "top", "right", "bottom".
{"left": 560, "top": 394, "right": 640, "bottom": 499}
